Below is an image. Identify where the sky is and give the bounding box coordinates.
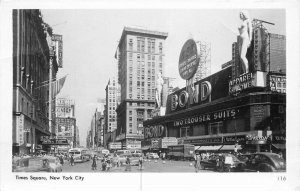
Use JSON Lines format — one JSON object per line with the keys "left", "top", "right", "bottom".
{"left": 41, "top": 9, "right": 285, "bottom": 146}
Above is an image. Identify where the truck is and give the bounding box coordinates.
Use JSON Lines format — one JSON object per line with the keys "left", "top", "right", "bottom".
{"left": 166, "top": 144, "right": 195, "bottom": 161}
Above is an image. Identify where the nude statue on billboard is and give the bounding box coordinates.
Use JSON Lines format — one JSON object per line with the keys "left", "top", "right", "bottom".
{"left": 238, "top": 10, "right": 252, "bottom": 74}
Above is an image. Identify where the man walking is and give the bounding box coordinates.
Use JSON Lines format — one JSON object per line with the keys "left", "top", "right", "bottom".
{"left": 194, "top": 154, "right": 201, "bottom": 173}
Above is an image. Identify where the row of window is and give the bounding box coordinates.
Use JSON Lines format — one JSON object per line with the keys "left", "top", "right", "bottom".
{"left": 128, "top": 53, "right": 163, "bottom": 61}
{"left": 180, "top": 122, "right": 224, "bottom": 137}
{"left": 128, "top": 38, "right": 163, "bottom": 54}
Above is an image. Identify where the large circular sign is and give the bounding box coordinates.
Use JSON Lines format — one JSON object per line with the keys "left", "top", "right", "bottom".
{"left": 178, "top": 39, "right": 200, "bottom": 80}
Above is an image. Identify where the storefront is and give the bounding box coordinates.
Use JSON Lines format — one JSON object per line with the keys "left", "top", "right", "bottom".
{"left": 144, "top": 67, "right": 286, "bottom": 153}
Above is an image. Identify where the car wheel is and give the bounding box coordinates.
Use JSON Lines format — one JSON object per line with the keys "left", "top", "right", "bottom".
{"left": 259, "top": 164, "right": 275, "bottom": 172}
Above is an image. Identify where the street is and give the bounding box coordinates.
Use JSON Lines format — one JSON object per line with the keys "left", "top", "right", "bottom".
{"left": 61, "top": 159, "right": 213, "bottom": 173}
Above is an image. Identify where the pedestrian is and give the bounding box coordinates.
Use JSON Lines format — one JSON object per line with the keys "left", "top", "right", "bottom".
{"left": 162, "top": 152, "right": 166, "bottom": 160}
{"left": 138, "top": 156, "right": 143, "bottom": 170}
{"left": 59, "top": 155, "right": 64, "bottom": 166}
{"left": 194, "top": 154, "right": 201, "bottom": 173}
{"left": 70, "top": 154, "right": 74, "bottom": 166}
{"left": 106, "top": 159, "right": 111, "bottom": 171}
{"left": 125, "top": 156, "right": 131, "bottom": 171}
{"left": 101, "top": 158, "right": 107, "bottom": 171}
{"left": 91, "top": 155, "right": 97, "bottom": 170}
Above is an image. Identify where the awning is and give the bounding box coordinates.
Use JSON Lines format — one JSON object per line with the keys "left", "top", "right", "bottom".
{"left": 219, "top": 145, "right": 242, "bottom": 151}
{"left": 195, "top": 146, "right": 201, "bottom": 151}
{"left": 272, "top": 144, "right": 286, "bottom": 150}
{"left": 197, "top": 145, "right": 222, "bottom": 151}
{"left": 141, "top": 146, "right": 150, "bottom": 150}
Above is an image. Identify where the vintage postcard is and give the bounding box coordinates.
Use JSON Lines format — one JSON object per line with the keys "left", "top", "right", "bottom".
{"left": 0, "top": 0, "right": 299, "bottom": 191}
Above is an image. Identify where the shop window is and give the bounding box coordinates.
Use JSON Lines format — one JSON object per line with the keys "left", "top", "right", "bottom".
{"left": 180, "top": 127, "right": 191, "bottom": 137}
{"left": 209, "top": 122, "right": 223, "bottom": 135}
{"left": 271, "top": 117, "right": 284, "bottom": 132}
{"left": 193, "top": 124, "right": 206, "bottom": 136}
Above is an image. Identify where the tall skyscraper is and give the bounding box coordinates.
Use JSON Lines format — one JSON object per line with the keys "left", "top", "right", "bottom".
{"left": 105, "top": 77, "right": 120, "bottom": 133}
{"left": 115, "top": 27, "right": 168, "bottom": 149}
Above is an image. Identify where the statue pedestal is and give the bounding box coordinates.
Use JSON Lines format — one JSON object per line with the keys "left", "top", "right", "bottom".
{"left": 152, "top": 107, "right": 166, "bottom": 117}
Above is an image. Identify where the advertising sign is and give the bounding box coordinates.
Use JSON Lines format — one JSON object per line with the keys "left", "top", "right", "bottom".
{"left": 151, "top": 139, "right": 159, "bottom": 149}
{"left": 172, "top": 109, "right": 236, "bottom": 128}
{"left": 228, "top": 71, "right": 266, "bottom": 95}
{"left": 41, "top": 138, "right": 69, "bottom": 145}
{"left": 52, "top": 34, "right": 63, "bottom": 68}
{"left": 269, "top": 75, "right": 286, "bottom": 93}
{"left": 126, "top": 140, "right": 141, "bottom": 149}
{"left": 158, "top": 137, "right": 178, "bottom": 148}
{"left": 56, "top": 118, "right": 75, "bottom": 138}
{"left": 184, "top": 137, "right": 222, "bottom": 145}
{"left": 144, "top": 124, "right": 165, "bottom": 139}
{"left": 166, "top": 67, "right": 232, "bottom": 114}
{"left": 109, "top": 142, "right": 122, "bottom": 150}
{"left": 56, "top": 98, "right": 74, "bottom": 118}
{"left": 178, "top": 39, "right": 200, "bottom": 80}
{"left": 223, "top": 135, "right": 246, "bottom": 144}
{"left": 16, "top": 115, "right": 24, "bottom": 145}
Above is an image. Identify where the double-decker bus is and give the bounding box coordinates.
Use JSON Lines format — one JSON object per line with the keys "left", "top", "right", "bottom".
{"left": 68, "top": 148, "right": 90, "bottom": 162}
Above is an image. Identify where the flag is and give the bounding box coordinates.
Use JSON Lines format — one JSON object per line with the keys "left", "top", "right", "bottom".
{"left": 51, "top": 75, "right": 67, "bottom": 98}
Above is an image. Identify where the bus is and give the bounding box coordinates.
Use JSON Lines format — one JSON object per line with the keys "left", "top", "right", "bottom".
{"left": 68, "top": 148, "right": 90, "bottom": 163}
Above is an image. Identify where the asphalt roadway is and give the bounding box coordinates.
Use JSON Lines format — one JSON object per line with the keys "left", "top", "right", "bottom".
{"left": 61, "top": 159, "right": 214, "bottom": 173}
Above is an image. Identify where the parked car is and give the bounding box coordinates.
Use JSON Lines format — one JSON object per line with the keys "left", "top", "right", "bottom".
{"left": 130, "top": 150, "right": 143, "bottom": 157}
{"left": 43, "top": 156, "right": 62, "bottom": 172}
{"left": 242, "top": 152, "right": 286, "bottom": 172}
{"left": 200, "top": 153, "right": 245, "bottom": 172}
{"left": 13, "top": 157, "right": 51, "bottom": 172}
{"left": 146, "top": 153, "right": 159, "bottom": 159}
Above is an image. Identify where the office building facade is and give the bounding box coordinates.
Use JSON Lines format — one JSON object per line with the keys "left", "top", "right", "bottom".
{"left": 115, "top": 27, "right": 168, "bottom": 149}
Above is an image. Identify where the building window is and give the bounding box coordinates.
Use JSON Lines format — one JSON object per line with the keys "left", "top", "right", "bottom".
{"left": 137, "top": 38, "right": 141, "bottom": 52}
{"left": 129, "top": 117, "right": 132, "bottom": 121}
{"left": 129, "top": 110, "right": 132, "bottom": 115}
{"left": 151, "top": 41, "right": 155, "bottom": 53}
{"left": 129, "top": 39, "right": 133, "bottom": 51}
{"left": 159, "top": 42, "right": 163, "bottom": 53}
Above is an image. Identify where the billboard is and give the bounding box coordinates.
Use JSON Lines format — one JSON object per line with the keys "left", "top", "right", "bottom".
{"left": 56, "top": 98, "right": 75, "bottom": 118}
{"left": 109, "top": 142, "right": 122, "bottom": 150}
{"left": 178, "top": 39, "right": 200, "bottom": 80}
{"left": 166, "top": 66, "right": 232, "bottom": 114}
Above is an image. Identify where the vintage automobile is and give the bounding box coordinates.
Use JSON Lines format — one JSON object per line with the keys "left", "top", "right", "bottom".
{"left": 146, "top": 153, "right": 159, "bottom": 159}
{"left": 43, "top": 156, "right": 63, "bottom": 172}
{"left": 242, "top": 152, "right": 286, "bottom": 172}
{"left": 13, "top": 157, "right": 52, "bottom": 172}
{"left": 200, "top": 153, "right": 245, "bottom": 172}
